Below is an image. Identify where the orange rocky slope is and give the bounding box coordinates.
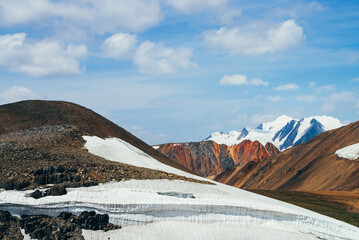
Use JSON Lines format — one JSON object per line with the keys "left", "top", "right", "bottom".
{"left": 215, "top": 120, "right": 359, "bottom": 191}
{"left": 155, "top": 140, "right": 279, "bottom": 177}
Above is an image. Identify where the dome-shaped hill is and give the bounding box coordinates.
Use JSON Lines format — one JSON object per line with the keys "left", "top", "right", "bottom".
{"left": 0, "top": 100, "right": 191, "bottom": 173}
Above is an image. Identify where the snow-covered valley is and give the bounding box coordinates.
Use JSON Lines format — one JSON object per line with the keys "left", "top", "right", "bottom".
{"left": 1, "top": 135, "right": 358, "bottom": 239}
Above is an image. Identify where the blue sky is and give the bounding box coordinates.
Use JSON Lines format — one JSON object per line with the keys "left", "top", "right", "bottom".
{"left": 0, "top": 0, "right": 359, "bottom": 144}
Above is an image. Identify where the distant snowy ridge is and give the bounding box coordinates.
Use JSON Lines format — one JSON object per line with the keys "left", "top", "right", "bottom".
{"left": 335, "top": 142, "right": 359, "bottom": 160}
{"left": 207, "top": 115, "right": 344, "bottom": 150}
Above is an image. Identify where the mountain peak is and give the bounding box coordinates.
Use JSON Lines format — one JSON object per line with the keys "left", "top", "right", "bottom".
{"left": 206, "top": 114, "right": 344, "bottom": 150}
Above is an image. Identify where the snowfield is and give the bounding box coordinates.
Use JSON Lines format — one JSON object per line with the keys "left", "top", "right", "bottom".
{"left": 335, "top": 142, "right": 359, "bottom": 160}
{"left": 0, "top": 135, "right": 358, "bottom": 240}
{"left": 82, "top": 222, "right": 321, "bottom": 240}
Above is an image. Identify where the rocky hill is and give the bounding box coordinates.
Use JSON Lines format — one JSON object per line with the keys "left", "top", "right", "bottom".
{"left": 0, "top": 100, "right": 191, "bottom": 173}
{"left": 0, "top": 100, "right": 205, "bottom": 239}
{"left": 214, "top": 120, "right": 359, "bottom": 191}
{"left": 155, "top": 140, "right": 279, "bottom": 177}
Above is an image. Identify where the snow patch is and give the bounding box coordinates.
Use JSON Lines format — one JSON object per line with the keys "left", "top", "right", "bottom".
{"left": 20, "top": 228, "right": 33, "bottom": 240}
{"left": 83, "top": 136, "right": 204, "bottom": 181}
{"left": 335, "top": 143, "right": 359, "bottom": 160}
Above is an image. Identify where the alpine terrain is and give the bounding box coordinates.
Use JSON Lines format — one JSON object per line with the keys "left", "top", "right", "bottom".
{"left": 154, "top": 115, "right": 342, "bottom": 178}
{"left": 0, "top": 100, "right": 358, "bottom": 239}
{"left": 215, "top": 119, "right": 359, "bottom": 191}
{"left": 207, "top": 115, "right": 343, "bottom": 150}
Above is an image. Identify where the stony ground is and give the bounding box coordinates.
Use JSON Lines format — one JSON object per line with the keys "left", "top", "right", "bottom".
{"left": 0, "top": 125, "right": 208, "bottom": 191}
{"left": 0, "top": 210, "right": 121, "bottom": 240}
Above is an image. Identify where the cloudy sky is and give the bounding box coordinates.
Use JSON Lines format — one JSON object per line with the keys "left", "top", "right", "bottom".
{"left": 0, "top": 0, "right": 359, "bottom": 144}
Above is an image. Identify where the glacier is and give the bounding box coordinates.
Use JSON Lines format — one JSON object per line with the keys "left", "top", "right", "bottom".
{"left": 0, "top": 135, "right": 358, "bottom": 240}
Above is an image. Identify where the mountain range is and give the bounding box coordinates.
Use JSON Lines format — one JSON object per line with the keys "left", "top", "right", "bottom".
{"left": 154, "top": 115, "right": 344, "bottom": 178}
{"left": 206, "top": 115, "right": 344, "bottom": 150}
{"left": 215, "top": 119, "right": 359, "bottom": 191}
{"left": 1, "top": 100, "right": 357, "bottom": 239}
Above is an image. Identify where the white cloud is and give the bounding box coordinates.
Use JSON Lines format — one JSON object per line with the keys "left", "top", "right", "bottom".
{"left": 321, "top": 91, "right": 357, "bottom": 113}
{"left": 316, "top": 84, "right": 335, "bottom": 93}
{"left": 296, "top": 95, "right": 314, "bottom": 102}
{"left": 165, "top": 0, "right": 228, "bottom": 13}
{"left": 267, "top": 96, "right": 282, "bottom": 102}
{"left": 351, "top": 77, "right": 359, "bottom": 82}
{"left": 0, "top": 0, "right": 162, "bottom": 33}
{"left": 0, "top": 33, "right": 87, "bottom": 77}
{"left": 220, "top": 74, "right": 246, "bottom": 85}
{"left": 203, "top": 19, "right": 304, "bottom": 55}
{"left": 274, "top": 83, "right": 299, "bottom": 91}
{"left": 133, "top": 41, "right": 195, "bottom": 75}
{"left": 274, "top": 1, "right": 326, "bottom": 19}
{"left": 0, "top": 86, "right": 42, "bottom": 104}
{"left": 327, "top": 91, "right": 355, "bottom": 103}
{"left": 309, "top": 82, "right": 315, "bottom": 88}
{"left": 348, "top": 51, "right": 359, "bottom": 63}
{"left": 165, "top": 0, "right": 241, "bottom": 25}
{"left": 101, "top": 33, "right": 138, "bottom": 60}
{"left": 219, "top": 74, "right": 268, "bottom": 86}
{"left": 250, "top": 78, "right": 269, "bottom": 86}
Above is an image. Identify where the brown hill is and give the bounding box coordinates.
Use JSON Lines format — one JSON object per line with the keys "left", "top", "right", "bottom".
{"left": 214, "top": 120, "right": 359, "bottom": 191}
{"left": 0, "top": 100, "right": 191, "bottom": 173}
{"left": 155, "top": 140, "right": 279, "bottom": 177}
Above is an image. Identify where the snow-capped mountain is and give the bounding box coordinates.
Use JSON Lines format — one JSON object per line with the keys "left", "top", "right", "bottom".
{"left": 206, "top": 115, "right": 344, "bottom": 150}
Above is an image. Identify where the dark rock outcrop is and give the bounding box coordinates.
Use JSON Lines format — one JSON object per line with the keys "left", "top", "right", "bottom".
{"left": 0, "top": 211, "right": 22, "bottom": 240}
{"left": 19, "top": 211, "right": 120, "bottom": 240}
{"left": 20, "top": 214, "right": 83, "bottom": 240}
{"left": 30, "top": 184, "right": 67, "bottom": 199}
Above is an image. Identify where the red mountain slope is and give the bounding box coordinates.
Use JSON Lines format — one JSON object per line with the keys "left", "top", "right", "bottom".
{"left": 155, "top": 140, "right": 279, "bottom": 177}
